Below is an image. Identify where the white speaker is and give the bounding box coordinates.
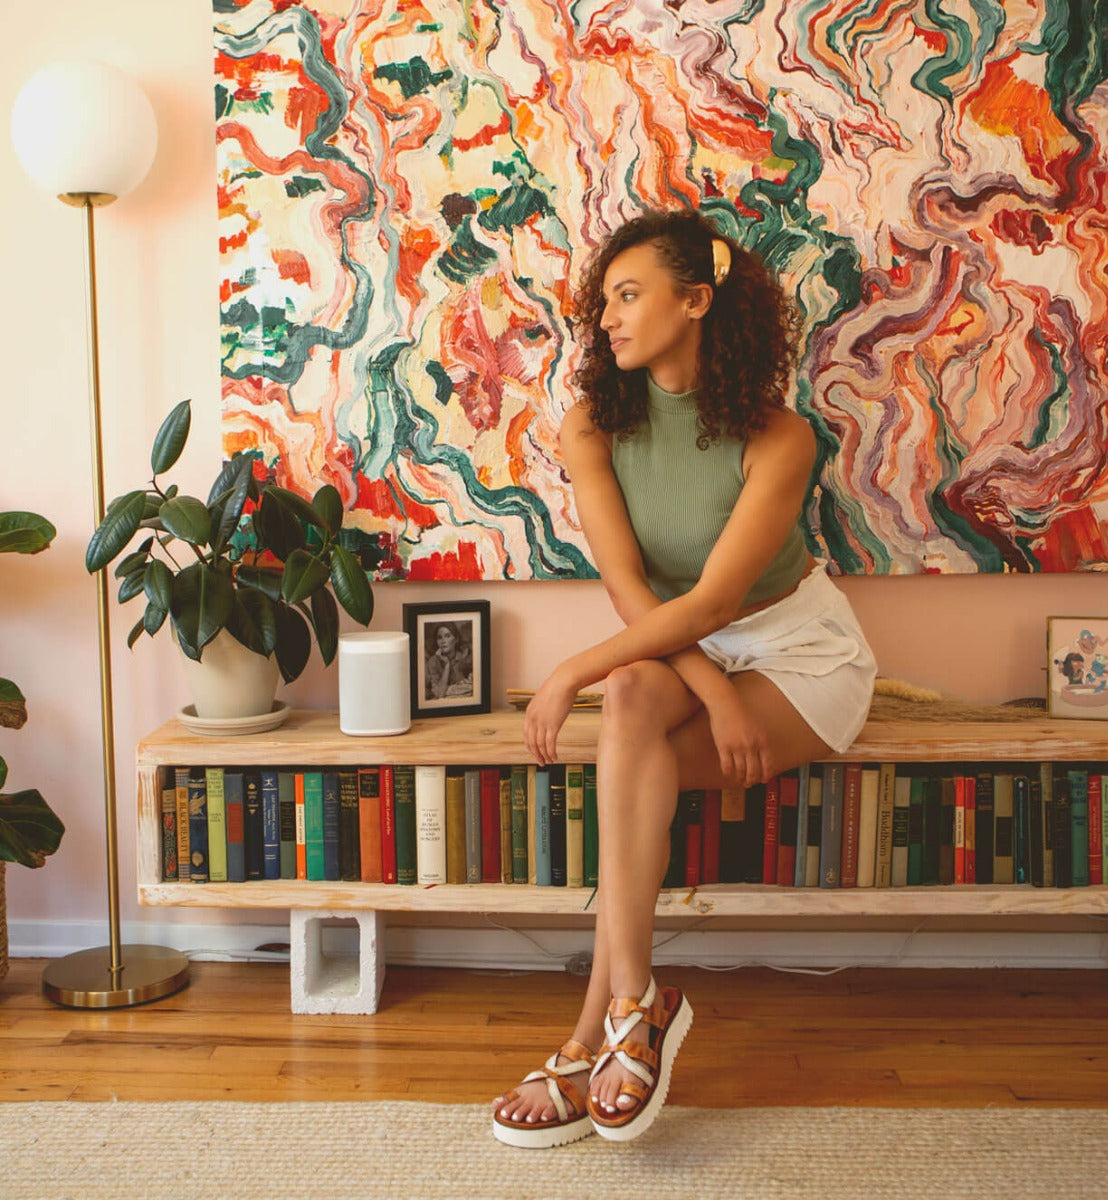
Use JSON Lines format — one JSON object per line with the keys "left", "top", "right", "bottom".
{"left": 338, "top": 632, "right": 411, "bottom": 736}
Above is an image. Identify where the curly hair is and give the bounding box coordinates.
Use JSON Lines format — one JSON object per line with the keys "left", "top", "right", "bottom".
{"left": 570, "top": 209, "right": 798, "bottom": 445}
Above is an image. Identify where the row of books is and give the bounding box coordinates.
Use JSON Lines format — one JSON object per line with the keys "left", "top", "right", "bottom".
{"left": 162, "top": 760, "right": 1108, "bottom": 890}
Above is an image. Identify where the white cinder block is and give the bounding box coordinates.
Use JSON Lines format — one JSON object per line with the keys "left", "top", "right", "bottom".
{"left": 289, "top": 910, "right": 386, "bottom": 1014}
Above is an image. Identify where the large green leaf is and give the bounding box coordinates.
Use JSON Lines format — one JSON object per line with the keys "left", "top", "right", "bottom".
{"left": 170, "top": 562, "right": 234, "bottom": 653}
{"left": 150, "top": 399, "right": 191, "bottom": 476}
{"left": 0, "top": 511, "right": 56, "bottom": 555}
{"left": 117, "top": 569, "right": 147, "bottom": 604}
{"left": 235, "top": 564, "right": 283, "bottom": 603}
{"left": 0, "top": 678, "right": 27, "bottom": 731}
{"left": 159, "top": 496, "right": 212, "bottom": 547}
{"left": 273, "top": 602, "right": 311, "bottom": 683}
{"left": 127, "top": 614, "right": 147, "bottom": 649}
{"left": 143, "top": 559, "right": 174, "bottom": 611}
{"left": 254, "top": 489, "right": 305, "bottom": 559}
{"left": 226, "top": 589, "right": 277, "bottom": 656}
{"left": 310, "top": 587, "right": 339, "bottom": 666}
{"left": 264, "top": 485, "right": 324, "bottom": 528}
{"left": 281, "top": 548, "right": 330, "bottom": 606}
{"left": 330, "top": 544, "right": 373, "bottom": 625}
{"left": 86, "top": 490, "right": 147, "bottom": 572}
{"left": 311, "top": 485, "right": 343, "bottom": 534}
{"left": 0, "top": 788, "right": 65, "bottom": 868}
{"left": 143, "top": 602, "right": 168, "bottom": 637}
{"left": 208, "top": 454, "right": 256, "bottom": 554}
{"left": 113, "top": 536, "right": 154, "bottom": 579}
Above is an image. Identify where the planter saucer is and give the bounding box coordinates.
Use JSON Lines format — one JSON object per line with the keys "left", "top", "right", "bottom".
{"left": 177, "top": 700, "right": 291, "bottom": 737}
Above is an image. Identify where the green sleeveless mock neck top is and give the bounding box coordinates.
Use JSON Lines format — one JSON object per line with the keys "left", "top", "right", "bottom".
{"left": 610, "top": 376, "right": 810, "bottom": 607}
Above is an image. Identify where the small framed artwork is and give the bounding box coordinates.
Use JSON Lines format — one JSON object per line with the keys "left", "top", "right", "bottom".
{"left": 402, "top": 600, "right": 491, "bottom": 718}
{"left": 1047, "top": 616, "right": 1108, "bottom": 719}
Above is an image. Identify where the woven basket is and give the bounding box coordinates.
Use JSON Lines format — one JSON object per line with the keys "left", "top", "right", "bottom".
{"left": 0, "top": 860, "right": 8, "bottom": 982}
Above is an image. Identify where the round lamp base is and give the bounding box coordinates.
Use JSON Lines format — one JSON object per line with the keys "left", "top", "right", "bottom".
{"left": 42, "top": 944, "right": 190, "bottom": 1009}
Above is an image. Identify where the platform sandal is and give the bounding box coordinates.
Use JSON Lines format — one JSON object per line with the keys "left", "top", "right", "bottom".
{"left": 492, "top": 1039, "right": 597, "bottom": 1149}
{"left": 586, "top": 977, "right": 693, "bottom": 1142}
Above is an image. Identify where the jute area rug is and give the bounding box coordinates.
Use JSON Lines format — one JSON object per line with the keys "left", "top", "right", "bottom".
{"left": 4, "top": 1101, "right": 1107, "bottom": 1200}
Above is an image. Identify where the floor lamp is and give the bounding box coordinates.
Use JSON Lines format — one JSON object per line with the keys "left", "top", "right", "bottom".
{"left": 11, "top": 61, "right": 190, "bottom": 1007}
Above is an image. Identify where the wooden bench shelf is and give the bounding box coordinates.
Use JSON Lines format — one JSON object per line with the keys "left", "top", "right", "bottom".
{"left": 136, "top": 707, "right": 1108, "bottom": 1010}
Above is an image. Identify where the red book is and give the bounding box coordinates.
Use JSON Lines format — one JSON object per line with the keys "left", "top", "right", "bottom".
{"left": 776, "top": 771, "right": 799, "bottom": 886}
{"left": 762, "top": 775, "right": 780, "bottom": 885}
{"left": 700, "top": 789, "right": 721, "bottom": 884}
{"left": 379, "top": 765, "right": 397, "bottom": 884}
{"left": 294, "top": 772, "right": 306, "bottom": 881}
{"left": 684, "top": 790, "right": 703, "bottom": 887}
{"left": 839, "top": 763, "right": 862, "bottom": 888}
{"left": 965, "top": 775, "right": 977, "bottom": 884}
{"left": 480, "top": 767, "right": 502, "bottom": 883}
{"left": 954, "top": 776, "right": 966, "bottom": 884}
{"left": 1089, "top": 774, "right": 1103, "bottom": 885}
{"left": 358, "top": 766, "right": 383, "bottom": 883}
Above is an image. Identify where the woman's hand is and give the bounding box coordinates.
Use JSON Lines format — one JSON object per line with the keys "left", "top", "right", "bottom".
{"left": 704, "top": 687, "right": 772, "bottom": 789}
{"left": 523, "top": 666, "right": 579, "bottom": 767}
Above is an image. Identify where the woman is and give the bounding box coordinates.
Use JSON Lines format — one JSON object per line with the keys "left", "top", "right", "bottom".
{"left": 425, "top": 623, "right": 473, "bottom": 700}
{"left": 492, "top": 210, "right": 876, "bottom": 1147}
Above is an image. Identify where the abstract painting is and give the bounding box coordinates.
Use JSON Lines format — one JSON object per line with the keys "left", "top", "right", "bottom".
{"left": 215, "top": 0, "right": 1108, "bottom": 578}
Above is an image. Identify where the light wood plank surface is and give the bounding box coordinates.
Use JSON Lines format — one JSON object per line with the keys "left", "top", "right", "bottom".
{"left": 2, "top": 959, "right": 1106, "bottom": 1106}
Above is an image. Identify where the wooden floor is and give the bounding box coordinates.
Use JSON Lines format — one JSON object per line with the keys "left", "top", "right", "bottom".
{"left": 2, "top": 958, "right": 1107, "bottom": 1106}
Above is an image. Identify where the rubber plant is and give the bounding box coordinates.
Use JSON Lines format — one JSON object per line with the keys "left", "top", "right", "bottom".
{"left": 85, "top": 400, "right": 384, "bottom": 683}
{"left": 0, "top": 511, "right": 66, "bottom": 869}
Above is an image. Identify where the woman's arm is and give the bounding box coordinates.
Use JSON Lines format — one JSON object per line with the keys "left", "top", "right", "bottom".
{"left": 526, "top": 405, "right": 816, "bottom": 762}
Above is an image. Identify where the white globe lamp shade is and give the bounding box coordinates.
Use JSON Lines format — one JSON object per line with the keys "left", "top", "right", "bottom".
{"left": 11, "top": 60, "right": 157, "bottom": 201}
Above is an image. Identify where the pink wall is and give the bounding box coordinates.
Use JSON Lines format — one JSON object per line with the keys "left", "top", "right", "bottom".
{"left": 3, "top": 1, "right": 1104, "bottom": 938}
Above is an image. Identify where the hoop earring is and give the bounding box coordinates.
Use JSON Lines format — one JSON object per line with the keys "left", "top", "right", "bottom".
{"left": 712, "top": 238, "right": 732, "bottom": 286}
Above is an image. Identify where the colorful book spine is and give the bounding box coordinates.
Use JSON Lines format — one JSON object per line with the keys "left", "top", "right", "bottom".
{"left": 303, "top": 770, "right": 325, "bottom": 882}
{"left": 776, "top": 772, "right": 798, "bottom": 887}
{"left": 261, "top": 768, "right": 281, "bottom": 881}
{"left": 964, "top": 774, "right": 976, "bottom": 884}
{"left": 464, "top": 768, "right": 482, "bottom": 884}
{"left": 205, "top": 767, "right": 227, "bottom": 883}
{"left": 1090, "top": 772, "right": 1103, "bottom": 886}
{"left": 161, "top": 780, "right": 178, "bottom": 882}
{"left": 393, "top": 765, "right": 417, "bottom": 885}
{"left": 338, "top": 770, "right": 360, "bottom": 882}
{"left": 1052, "top": 768, "right": 1072, "bottom": 888}
{"left": 701, "top": 788, "right": 721, "bottom": 885}
{"left": 565, "top": 764, "right": 585, "bottom": 888}
{"left": 510, "top": 765, "right": 529, "bottom": 884}
{"left": 244, "top": 770, "right": 264, "bottom": 881}
{"left": 583, "top": 764, "right": 599, "bottom": 889}
{"left": 856, "top": 766, "right": 879, "bottom": 888}
{"left": 526, "top": 765, "right": 538, "bottom": 885}
{"left": 839, "top": 764, "right": 861, "bottom": 888}
{"left": 479, "top": 767, "right": 502, "bottom": 884}
{"left": 379, "top": 765, "right": 397, "bottom": 884}
{"left": 278, "top": 771, "right": 297, "bottom": 880}
{"left": 414, "top": 764, "right": 447, "bottom": 885}
{"left": 187, "top": 766, "right": 209, "bottom": 883}
{"left": 684, "top": 789, "right": 703, "bottom": 887}
{"left": 762, "top": 775, "right": 779, "bottom": 885}
{"left": 294, "top": 770, "right": 307, "bottom": 881}
{"left": 499, "top": 768, "right": 513, "bottom": 884}
{"left": 358, "top": 767, "right": 383, "bottom": 883}
{"left": 954, "top": 775, "right": 967, "bottom": 885}
{"left": 874, "top": 764, "right": 896, "bottom": 888}
{"left": 1068, "top": 767, "right": 1089, "bottom": 887}
{"left": 224, "top": 770, "right": 246, "bottom": 883}
{"left": 321, "top": 771, "right": 341, "bottom": 882}
{"left": 549, "top": 765, "right": 567, "bottom": 887}
{"left": 175, "top": 766, "right": 191, "bottom": 882}
{"left": 533, "top": 768, "right": 551, "bottom": 886}
{"left": 446, "top": 768, "right": 467, "bottom": 884}
{"left": 819, "top": 764, "right": 844, "bottom": 888}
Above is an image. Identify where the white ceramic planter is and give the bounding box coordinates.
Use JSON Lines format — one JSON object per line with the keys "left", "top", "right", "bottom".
{"left": 176, "top": 628, "right": 280, "bottom": 720}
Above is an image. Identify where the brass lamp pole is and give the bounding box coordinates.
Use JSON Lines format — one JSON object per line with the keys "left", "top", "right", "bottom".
{"left": 12, "top": 62, "right": 189, "bottom": 1007}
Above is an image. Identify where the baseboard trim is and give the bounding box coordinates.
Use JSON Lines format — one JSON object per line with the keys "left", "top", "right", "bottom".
{"left": 9, "top": 918, "right": 1108, "bottom": 971}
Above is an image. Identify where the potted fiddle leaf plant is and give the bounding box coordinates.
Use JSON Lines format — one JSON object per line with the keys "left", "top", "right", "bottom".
{"left": 85, "top": 400, "right": 385, "bottom": 720}
{"left": 0, "top": 510, "right": 66, "bottom": 980}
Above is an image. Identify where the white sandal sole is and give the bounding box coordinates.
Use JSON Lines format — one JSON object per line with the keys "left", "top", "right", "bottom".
{"left": 492, "top": 1110, "right": 594, "bottom": 1149}
{"left": 591, "top": 993, "right": 693, "bottom": 1143}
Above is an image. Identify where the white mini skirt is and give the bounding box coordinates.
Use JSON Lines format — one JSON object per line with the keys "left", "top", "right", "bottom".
{"left": 697, "top": 565, "right": 876, "bottom": 753}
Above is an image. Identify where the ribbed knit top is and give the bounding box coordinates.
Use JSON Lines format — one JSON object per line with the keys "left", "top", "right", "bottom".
{"left": 610, "top": 376, "right": 810, "bottom": 607}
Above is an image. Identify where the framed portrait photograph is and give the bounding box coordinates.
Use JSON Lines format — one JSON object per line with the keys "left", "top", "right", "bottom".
{"left": 1047, "top": 616, "right": 1108, "bottom": 719}
{"left": 402, "top": 600, "right": 491, "bottom": 718}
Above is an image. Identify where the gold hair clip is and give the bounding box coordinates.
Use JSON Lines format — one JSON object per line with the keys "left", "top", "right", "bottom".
{"left": 712, "top": 238, "right": 732, "bottom": 286}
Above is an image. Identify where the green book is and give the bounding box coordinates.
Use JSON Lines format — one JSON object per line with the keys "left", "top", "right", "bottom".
{"left": 394, "top": 765, "right": 418, "bottom": 885}
{"left": 565, "top": 764, "right": 585, "bottom": 888}
{"left": 510, "top": 765, "right": 528, "bottom": 883}
{"left": 277, "top": 771, "right": 297, "bottom": 880}
{"left": 583, "top": 764, "right": 598, "bottom": 889}
{"left": 205, "top": 766, "right": 227, "bottom": 883}
{"left": 1068, "top": 768, "right": 1089, "bottom": 887}
{"left": 303, "top": 771, "right": 325, "bottom": 881}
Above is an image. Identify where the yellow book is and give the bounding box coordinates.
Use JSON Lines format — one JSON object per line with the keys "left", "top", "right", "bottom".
{"left": 445, "top": 768, "right": 466, "bottom": 885}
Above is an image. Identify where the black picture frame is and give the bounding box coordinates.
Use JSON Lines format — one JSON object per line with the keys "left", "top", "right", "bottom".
{"left": 402, "top": 599, "right": 491, "bottom": 718}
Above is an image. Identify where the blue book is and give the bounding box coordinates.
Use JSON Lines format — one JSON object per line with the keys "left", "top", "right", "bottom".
{"left": 818, "top": 763, "right": 843, "bottom": 888}
{"left": 794, "top": 764, "right": 811, "bottom": 887}
{"left": 224, "top": 770, "right": 246, "bottom": 883}
{"left": 322, "top": 771, "right": 341, "bottom": 881}
{"left": 187, "top": 767, "right": 208, "bottom": 883}
{"left": 261, "top": 769, "right": 281, "bottom": 880}
{"left": 243, "top": 771, "right": 264, "bottom": 881}
{"left": 1069, "top": 768, "right": 1089, "bottom": 887}
{"left": 534, "top": 768, "right": 552, "bottom": 886}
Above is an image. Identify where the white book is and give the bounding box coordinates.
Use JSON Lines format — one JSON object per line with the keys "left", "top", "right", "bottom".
{"left": 414, "top": 765, "right": 447, "bottom": 885}
{"left": 856, "top": 767, "right": 880, "bottom": 888}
